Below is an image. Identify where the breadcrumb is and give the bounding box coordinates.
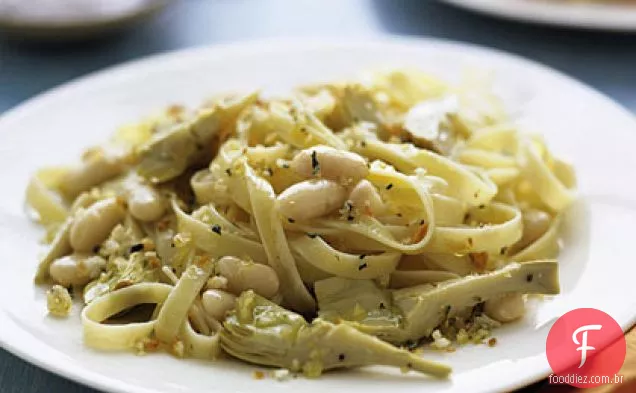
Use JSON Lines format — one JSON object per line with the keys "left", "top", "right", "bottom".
{"left": 270, "top": 369, "right": 292, "bottom": 381}
{"left": 430, "top": 329, "right": 451, "bottom": 349}
{"left": 46, "top": 285, "right": 72, "bottom": 317}
{"left": 171, "top": 340, "right": 185, "bottom": 358}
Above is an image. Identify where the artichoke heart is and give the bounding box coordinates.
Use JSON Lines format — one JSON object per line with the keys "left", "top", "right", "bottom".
{"left": 137, "top": 92, "right": 257, "bottom": 183}
{"left": 315, "top": 260, "right": 560, "bottom": 344}
{"left": 221, "top": 291, "right": 450, "bottom": 378}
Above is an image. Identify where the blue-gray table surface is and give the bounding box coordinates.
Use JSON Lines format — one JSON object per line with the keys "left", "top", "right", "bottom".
{"left": 1, "top": 1, "right": 635, "bottom": 392}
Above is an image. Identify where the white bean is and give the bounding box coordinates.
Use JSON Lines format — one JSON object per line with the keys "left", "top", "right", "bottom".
{"left": 60, "top": 150, "right": 125, "bottom": 198}
{"left": 201, "top": 289, "right": 236, "bottom": 321}
{"left": 277, "top": 179, "right": 347, "bottom": 221}
{"left": 217, "top": 256, "right": 279, "bottom": 299}
{"left": 484, "top": 294, "right": 525, "bottom": 323}
{"left": 128, "top": 185, "right": 165, "bottom": 222}
{"left": 348, "top": 180, "right": 387, "bottom": 216}
{"left": 290, "top": 145, "right": 368, "bottom": 184}
{"left": 70, "top": 198, "right": 126, "bottom": 252}
{"left": 49, "top": 253, "right": 106, "bottom": 287}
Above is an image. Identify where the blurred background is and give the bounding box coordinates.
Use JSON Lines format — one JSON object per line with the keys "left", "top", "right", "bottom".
{"left": 0, "top": 1, "right": 635, "bottom": 392}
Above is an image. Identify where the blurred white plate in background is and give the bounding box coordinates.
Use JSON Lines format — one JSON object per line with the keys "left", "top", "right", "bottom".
{"left": 440, "top": 0, "right": 636, "bottom": 31}
{"left": 0, "top": 38, "right": 635, "bottom": 393}
{"left": 0, "top": 0, "right": 170, "bottom": 40}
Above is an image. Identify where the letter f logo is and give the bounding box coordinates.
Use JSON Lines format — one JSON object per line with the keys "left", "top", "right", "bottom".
{"left": 572, "top": 324, "right": 602, "bottom": 368}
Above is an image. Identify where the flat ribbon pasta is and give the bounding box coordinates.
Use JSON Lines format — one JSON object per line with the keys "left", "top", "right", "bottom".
{"left": 354, "top": 138, "right": 497, "bottom": 206}
{"left": 511, "top": 215, "right": 562, "bottom": 262}
{"left": 520, "top": 140, "right": 576, "bottom": 212}
{"left": 242, "top": 162, "right": 316, "bottom": 313}
{"left": 174, "top": 201, "right": 266, "bottom": 263}
{"left": 25, "top": 167, "right": 70, "bottom": 225}
{"left": 82, "top": 283, "right": 172, "bottom": 350}
{"left": 289, "top": 234, "right": 400, "bottom": 280}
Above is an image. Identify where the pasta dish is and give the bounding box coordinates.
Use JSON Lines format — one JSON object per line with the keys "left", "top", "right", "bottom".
{"left": 27, "top": 69, "right": 576, "bottom": 379}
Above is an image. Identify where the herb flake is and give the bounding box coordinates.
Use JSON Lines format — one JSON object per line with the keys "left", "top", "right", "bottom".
{"left": 311, "top": 150, "right": 320, "bottom": 175}
{"left": 129, "top": 243, "right": 144, "bottom": 253}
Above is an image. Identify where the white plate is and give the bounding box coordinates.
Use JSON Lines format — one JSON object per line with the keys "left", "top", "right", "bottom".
{"left": 0, "top": 0, "right": 171, "bottom": 41}
{"left": 1, "top": 38, "right": 636, "bottom": 393}
{"left": 440, "top": 0, "right": 636, "bottom": 31}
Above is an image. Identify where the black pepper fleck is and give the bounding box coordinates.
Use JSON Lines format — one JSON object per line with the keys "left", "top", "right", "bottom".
{"left": 358, "top": 262, "right": 368, "bottom": 271}
{"left": 225, "top": 168, "right": 232, "bottom": 177}
{"left": 379, "top": 302, "right": 386, "bottom": 310}
{"left": 500, "top": 246, "right": 508, "bottom": 256}
{"left": 526, "top": 273, "right": 534, "bottom": 283}
{"left": 405, "top": 340, "right": 418, "bottom": 352}
{"left": 385, "top": 183, "right": 393, "bottom": 190}
{"left": 472, "top": 302, "right": 485, "bottom": 317}
{"left": 307, "top": 233, "right": 318, "bottom": 239}
{"left": 92, "top": 245, "right": 101, "bottom": 253}
{"left": 360, "top": 140, "right": 367, "bottom": 148}
{"left": 211, "top": 225, "right": 222, "bottom": 235}
{"left": 359, "top": 254, "right": 367, "bottom": 260}
{"left": 288, "top": 218, "right": 296, "bottom": 223}
{"left": 478, "top": 204, "right": 485, "bottom": 209}
{"left": 129, "top": 243, "right": 144, "bottom": 253}
{"left": 338, "top": 354, "right": 345, "bottom": 361}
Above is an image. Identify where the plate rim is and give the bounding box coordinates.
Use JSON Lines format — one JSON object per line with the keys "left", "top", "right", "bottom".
{"left": 1, "top": 36, "right": 635, "bottom": 393}
{"left": 439, "top": 0, "right": 636, "bottom": 31}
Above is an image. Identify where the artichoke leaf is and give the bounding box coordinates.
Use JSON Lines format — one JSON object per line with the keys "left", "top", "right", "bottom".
{"left": 315, "top": 277, "right": 401, "bottom": 328}
{"left": 221, "top": 291, "right": 450, "bottom": 378}
{"left": 137, "top": 92, "right": 257, "bottom": 183}
{"left": 394, "top": 260, "right": 559, "bottom": 342}
{"left": 315, "top": 260, "right": 559, "bottom": 344}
